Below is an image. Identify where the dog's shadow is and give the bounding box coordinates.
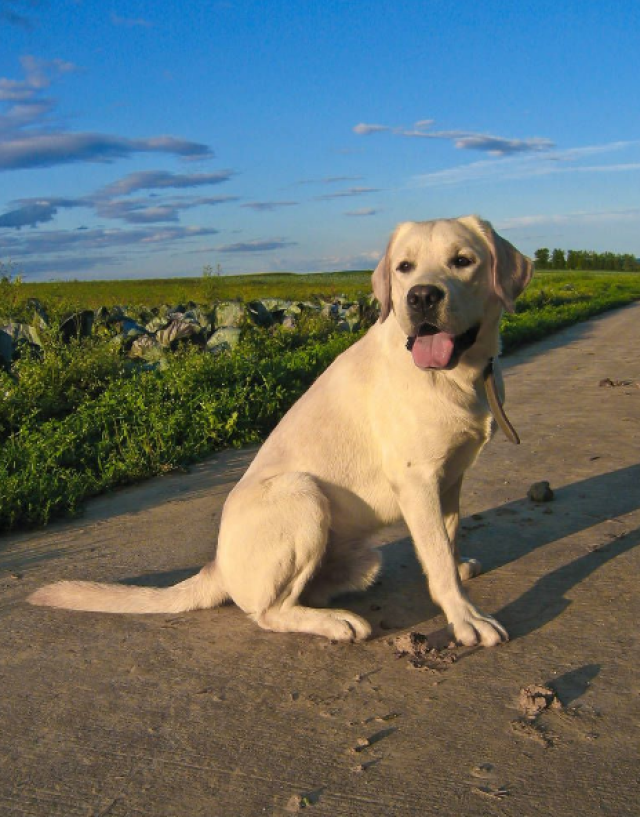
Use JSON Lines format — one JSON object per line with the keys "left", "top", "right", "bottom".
{"left": 340, "top": 463, "right": 640, "bottom": 641}
{"left": 123, "top": 463, "right": 640, "bottom": 644}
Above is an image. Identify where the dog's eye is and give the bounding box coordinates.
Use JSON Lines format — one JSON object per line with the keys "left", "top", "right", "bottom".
{"left": 397, "top": 261, "right": 414, "bottom": 273}
{"left": 450, "top": 255, "right": 473, "bottom": 268}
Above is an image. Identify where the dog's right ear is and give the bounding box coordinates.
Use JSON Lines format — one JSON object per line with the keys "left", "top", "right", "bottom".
{"left": 372, "top": 246, "right": 392, "bottom": 322}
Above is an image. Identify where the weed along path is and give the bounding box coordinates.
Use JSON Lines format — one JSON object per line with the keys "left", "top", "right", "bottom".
{"left": 1, "top": 303, "right": 640, "bottom": 817}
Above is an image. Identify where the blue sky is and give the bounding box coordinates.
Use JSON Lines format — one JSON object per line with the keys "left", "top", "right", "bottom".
{"left": 1, "top": 0, "right": 639, "bottom": 281}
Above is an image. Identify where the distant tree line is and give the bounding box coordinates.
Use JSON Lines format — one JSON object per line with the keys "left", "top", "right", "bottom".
{"left": 534, "top": 247, "right": 640, "bottom": 271}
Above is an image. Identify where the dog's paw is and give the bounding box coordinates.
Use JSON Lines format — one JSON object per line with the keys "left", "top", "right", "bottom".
{"left": 449, "top": 603, "right": 508, "bottom": 647}
{"left": 255, "top": 605, "right": 371, "bottom": 642}
{"left": 457, "top": 558, "right": 482, "bottom": 581}
{"left": 327, "top": 610, "right": 372, "bottom": 642}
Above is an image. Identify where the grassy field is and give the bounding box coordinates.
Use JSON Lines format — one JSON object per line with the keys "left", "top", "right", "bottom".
{"left": 1, "top": 268, "right": 640, "bottom": 532}
{"left": 11, "top": 267, "right": 640, "bottom": 314}
{"left": 15, "top": 270, "right": 374, "bottom": 312}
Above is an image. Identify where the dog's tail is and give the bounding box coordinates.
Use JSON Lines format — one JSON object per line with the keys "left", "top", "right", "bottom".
{"left": 26, "top": 561, "right": 228, "bottom": 614}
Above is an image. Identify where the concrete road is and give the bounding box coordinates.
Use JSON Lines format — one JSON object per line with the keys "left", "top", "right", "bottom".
{"left": 1, "top": 304, "right": 639, "bottom": 816}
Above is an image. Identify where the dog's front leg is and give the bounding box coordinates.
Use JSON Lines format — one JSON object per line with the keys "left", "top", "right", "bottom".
{"left": 442, "top": 477, "right": 482, "bottom": 582}
{"left": 396, "top": 477, "right": 507, "bottom": 647}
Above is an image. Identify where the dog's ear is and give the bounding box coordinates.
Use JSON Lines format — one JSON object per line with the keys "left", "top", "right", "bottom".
{"left": 460, "top": 215, "right": 533, "bottom": 313}
{"left": 371, "top": 245, "right": 392, "bottom": 322}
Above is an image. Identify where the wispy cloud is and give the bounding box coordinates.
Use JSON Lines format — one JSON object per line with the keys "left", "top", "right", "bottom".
{"left": 93, "top": 194, "right": 238, "bottom": 224}
{"left": 412, "top": 140, "right": 640, "bottom": 188}
{"left": 544, "top": 141, "right": 640, "bottom": 162}
{"left": 353, "top": 117, "right": 555, "bottom": 156}
{"left": 0, "top": 99, "right": 55, "bottom": 134}
{"left": 323, "top": 175, "right": 364, "bottom": 184}
{"left": 110, "top": 13, "right": 154, "bottom": 28}
{"left": 94, "top": 199, "right": 181, "bottom": 224}
{"left": 0, "top": 197, "right": 85, "bottom": 228}
{"left": 458, "top": 135, "right": 553, "bottom": 154}
{"left": 216, "top": 238, "right": 296, "bottom": 253}
{"left": 0, "top": 1, "right": 42, "bottom": 30}
{"left": 0, "top": 55, "right": 78, "bottom": 103}
{"left": 0, "top": 56, "right": 215, "bottom": 170}
{"left": 1, "top": 225, "right": 219, "bottom": 256}
{"left": 0, "top": 133, "right": 213, "bottom": 171}
{"left": 296, "top": 175, "right": 364, "bottom": 186}
{"left": 497, "top": 207, "right": 640, "bottom": 232}
{"left": 241, "top": 201, "right": 298, "bottom": 211}
{"left": 99, "top": 169, "right": 233, "bottom": 197}
{"left": 352, "top": 123, "right": 390, "bottom": 136}
{"left": 0, "top": 162, "right": 239, "bottom": 229}
{"left": 0, "top": 190, "right": 239, "bottom": 229}
{"left": 18, "top": 255, "right": 123, "bottom": 276}
{"left": 316, "top": 186, "right": 381, "bottom": 200}
{"left": 401, "top": 128, "right": 553, "bottom": 155}
{"left": 295, "top": 249, "right": 381, "bottom": 272}
{"left": 345, "top": 207, "right": 379, "bottom": 217}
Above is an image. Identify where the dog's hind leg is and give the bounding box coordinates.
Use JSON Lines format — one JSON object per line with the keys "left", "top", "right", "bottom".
{"left": 302, "top": 544, "right": 382, "bottom": 606}
{"left": 218, "top": 473, "right": 371, "bottom": 641}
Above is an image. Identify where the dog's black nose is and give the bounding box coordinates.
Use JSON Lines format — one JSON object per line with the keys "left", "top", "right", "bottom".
{"left": 407, "top": 285, "right": 444, "bottom": 314}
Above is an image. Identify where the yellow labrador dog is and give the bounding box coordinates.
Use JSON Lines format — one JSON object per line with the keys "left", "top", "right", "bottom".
{"left": 29, "top": 216, "right": 532, "bottom": 647}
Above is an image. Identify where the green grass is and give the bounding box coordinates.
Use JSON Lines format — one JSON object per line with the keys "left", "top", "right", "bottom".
{"left": 15, "top": 270, "right": 375, "bottom": 313}
{"left": 502, "top": 271, "right": 640, "bottom": 350}
{"left": 13, "top": 268, "right": 640, "bottom": 313}
{"left": 0, "top": 322, "right": 356, "bottom": 530}
{"left": 1, "top": 269, "right": 640, "bottom": 532}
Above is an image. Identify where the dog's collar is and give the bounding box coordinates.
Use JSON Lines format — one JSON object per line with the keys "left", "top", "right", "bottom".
{"left": 483, "top": 358, "right": 520, "bottom": 445}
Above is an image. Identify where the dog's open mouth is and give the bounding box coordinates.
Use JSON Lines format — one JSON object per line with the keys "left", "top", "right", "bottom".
{"left": 406, "top": 323, "right": 480, "bottom": 370}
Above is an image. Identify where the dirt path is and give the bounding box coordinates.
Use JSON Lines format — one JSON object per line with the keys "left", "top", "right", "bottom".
{"left": 2, "top": 304, "right": 639, "bottom": 817}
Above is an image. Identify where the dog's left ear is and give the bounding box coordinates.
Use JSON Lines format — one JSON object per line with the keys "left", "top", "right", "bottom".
{"left": 371, "top": 247, "right": 392, "bottom": 322}
{"left": 460, "top": 215, "right": 533, "bottom": 313}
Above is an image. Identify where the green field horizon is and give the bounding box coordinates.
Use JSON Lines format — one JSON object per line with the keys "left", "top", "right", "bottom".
{"left": 11, "top": 267, "right": 639, "bottom": 312}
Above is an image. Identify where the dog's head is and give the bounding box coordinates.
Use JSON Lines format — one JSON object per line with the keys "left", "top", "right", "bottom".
{"left": 372, "top": 216, "right": 532, "bottom": 370}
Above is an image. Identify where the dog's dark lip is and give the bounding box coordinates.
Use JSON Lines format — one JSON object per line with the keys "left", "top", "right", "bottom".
{"left": 416, "top": 322, "right": 440, "bottom": 337}
{"left": 454, "top": 323, "right": 480, "bottom": 355}
{"left": 406, "top": 322, "right": 439, "bottom": 351}
{"left": 405, "top": 323, "right": 480, "bottom": 363}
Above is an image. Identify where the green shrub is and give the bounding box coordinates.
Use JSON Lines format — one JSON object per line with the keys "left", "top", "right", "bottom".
{"left": 0, "top": 321, "right": 358, "bottom": 530}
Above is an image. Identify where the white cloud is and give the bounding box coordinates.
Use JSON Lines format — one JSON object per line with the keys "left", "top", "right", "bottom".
{"left": 216, "top": 238, "right": 297, "bottom": 253}
{"left": 295, "top": 249, "right": 381, "bottom": 272}
{"left": 296, "top": 175, "right": 364, "bottom": 186}
{"left": 98, "top": 170, "right": 234, "bottom": 197}
{"left": 316, "top": 186, "right": 381, "bottom": 200}
{"left": 352, "top": 123, "right": 390, "bottom": 136}
{"left": 0, "top": 56, "right": 214, "bottom": 170}
{"left": 1, "top": 225, "right": 219, "bottom": 256}
{"left": 354, "top": 117, "right": 555, "bottom": 156}
{"left": 0, "top": 55, "right": 79, "bottom": 101}
{"left": 345, "top": 207, "right": 379, "bottom": 217}
{"left": 18, "top": 255, "right": 122, "bottom": 276}
{"left": 497, "top": 208, "right": 640, "bottom": 231}
{"left": 0, "top": 132, "right": 214, "bottom": 171}
{"left": 93, "top": 194, "right": 238, "bottom": 224}
{"left": 110, "top": 13, "right": 154, "bottom": 28}
{"left": 412, "top": 140, "right": 640, "bottom": 188}
{"left": 241, "top": 201, "right": 298, "bottom": 211}
{"left": 400, "top": 128, "right": 554, "bottom": 155}
{"left": 0, "top": 197, "right": 85, "bottom": 228}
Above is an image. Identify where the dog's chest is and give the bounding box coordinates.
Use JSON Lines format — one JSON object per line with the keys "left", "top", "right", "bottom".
{"left": 377, "top": 377, "right": 490, "bottom": 466}
{"left": 439, "top": 422, "right": 490, "bottom": 486}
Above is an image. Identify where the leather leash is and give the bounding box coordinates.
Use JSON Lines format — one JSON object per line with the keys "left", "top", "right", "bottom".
{"left": 483, "top": 358, "right": 520, "bottom": 445}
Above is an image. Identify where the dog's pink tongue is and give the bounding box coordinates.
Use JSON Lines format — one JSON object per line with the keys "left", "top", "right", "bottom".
{"left": 411, "top": 331, "right": 455, "bottom": 369}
